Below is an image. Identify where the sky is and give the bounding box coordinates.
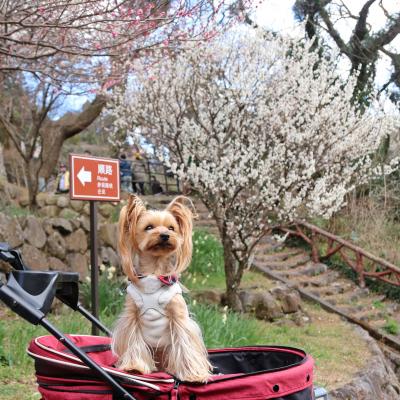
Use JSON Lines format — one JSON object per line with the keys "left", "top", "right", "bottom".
{"left": 255, "top": 0, "right": 400, "bottom": 88}
{"left": 65, "top": 0, "right": 400, "bottom": 113}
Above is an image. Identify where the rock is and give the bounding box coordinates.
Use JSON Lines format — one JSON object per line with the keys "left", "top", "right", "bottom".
{"left": 83, "top": 203, "right": 90, "bottom": 215}
{"left": 70, "top": 200, "right": 84, "bottom": 212}
{"left": 0, "top": 213, "right": 24, "bottom": 248}
{"left": 281, "top": 292, "right": 301, "bottom": 314}
{"left": 239, "top": 290, "right": 263, "bottom": 312}
{"left": 48, "top": 256, "right": 68, "bottom": 271}
{"left": 192, "top": 289, "right": 222, "bottom": 305}
{"left": 21, "top": 244, "right": 48, "bottom": 270}
{"left": 59, "top": 208, "right": 79, "bottom": 219}
{"left": 46, "top": 194, "right": 58, "bottom": 205}
{"left": 99, "top": 203, "right": 115, "bottom": 219}
{"left": 79, "top": 215, "right": 90, "bottom": 232}
{"left": 99, "top": 223, "right": 118, "bottom": 249}
{"left": 66, "top": 253, "right": 89, "bottom": 278}
{"left": 255, "top": 293, "right": 283, "bottom": 321}
{"left": 24, "top": 216, "right": 46, "bottom": 249}
{"left": 49, "top": 218, "right": 73, "bottom": 235}
{"left": 301, "top": 261, "right": 328, "bottom": 276}
{"left": 35, "top": 192, "right": 48, "bottom": 208}
{"left": 42, "top": 219, "right": 54, "bottom": 235}
{"left": 56, "top": 196, "right": 69, "bottom": 208}
{"left": 70, "top": 219, "right": 81, "bottom": 230}
{"left": 47, "top": 231, "right": 66, "bottom": 259}
{"left": 329, "top": 327, "right": 400, "bottom": 400}
{"left": 100, "top": 246, "right": 120, "bottom": 268}
{"left": 19, "top": 193, "right": 30, "bottom": 207}
{"left": 39, "top": 205, "right": 59, "bottom": 218}
{"left": 65, "top": 228, "right": 88, "bottom": 253}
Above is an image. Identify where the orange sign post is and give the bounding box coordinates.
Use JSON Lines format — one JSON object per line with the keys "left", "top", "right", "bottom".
{"left": 69, "top": 154, "right": 120, "bottom": 335}
{"left": 70, "top": 154, "right": 120, "bottom": 201}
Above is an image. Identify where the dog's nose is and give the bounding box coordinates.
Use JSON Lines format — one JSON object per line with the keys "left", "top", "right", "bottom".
{"left": 160, "top": 233, "right": 170, "bottom": 242}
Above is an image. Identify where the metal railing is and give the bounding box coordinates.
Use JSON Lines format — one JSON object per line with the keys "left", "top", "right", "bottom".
{"left": 122, "top": 159, "right": 181, "bottom": 194}
{"left": 280, "top": 220, "right": 400, "bottom": 288}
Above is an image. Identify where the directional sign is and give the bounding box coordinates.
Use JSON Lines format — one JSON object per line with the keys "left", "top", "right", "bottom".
{"left": 69, "top": 154, "right": 120, "bottom": 201}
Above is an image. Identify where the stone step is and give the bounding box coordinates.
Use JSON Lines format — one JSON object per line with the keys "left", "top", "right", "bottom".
{"left": 256, "top": 247, "right": 303, "bottom": 260}
{"left": 350, "top": 307, "right": 388, "bottom": 323}
{"left": 298, "top": 270, "right": 341, "bottom": 288}
{"left": 318, "top": 285, "right": 371, "bottom": 305}
{"left": 257, "top": 253, "right": 311, "bottom": 271}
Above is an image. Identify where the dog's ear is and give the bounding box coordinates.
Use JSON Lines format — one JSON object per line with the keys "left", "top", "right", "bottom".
{"left": 166, "top": 196, "right": 195, "bottom": 273}
{"left": 118, "top": 195, "right": 146, "bottom": 282}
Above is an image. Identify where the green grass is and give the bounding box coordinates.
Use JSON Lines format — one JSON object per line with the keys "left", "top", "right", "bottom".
{"left": 0, "top": 228, "right": 372, "bottom": 397}
{"left": 0, "top": 203, "right": 33, "bottom": 218}
{"left": 384, "top": 318, "right": 400, "bottom": 335}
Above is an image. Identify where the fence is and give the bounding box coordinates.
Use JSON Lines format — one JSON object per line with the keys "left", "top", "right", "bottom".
{"left": 122, "top": 158, "right": 181, "bottom": 195}
{"left": 280, "top": 220, "right": 400, "bottom": 288}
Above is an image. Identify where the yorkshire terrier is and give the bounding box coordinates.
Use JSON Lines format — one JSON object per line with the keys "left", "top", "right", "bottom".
{"left": 112, "top": 195, "right": 212, "bottom": 382}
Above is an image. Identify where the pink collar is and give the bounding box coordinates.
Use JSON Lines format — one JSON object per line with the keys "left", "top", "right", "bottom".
{"left": 138, "top": 274, "right": 179, "bottom": 286}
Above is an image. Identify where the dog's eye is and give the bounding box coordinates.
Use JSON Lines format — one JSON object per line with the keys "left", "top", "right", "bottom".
{"left": 168, "top": 226, "right": 175, "bottom": 231}
{"left": 145, "top": 225, "right": 154, "bottom": 231}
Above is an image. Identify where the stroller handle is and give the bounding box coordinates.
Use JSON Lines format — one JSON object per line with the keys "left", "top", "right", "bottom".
{"left": 0, "top": 242, "right": 136, "bottom": 400}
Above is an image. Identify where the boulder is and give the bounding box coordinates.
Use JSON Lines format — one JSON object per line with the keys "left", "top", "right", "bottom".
{"left": 0, "top": 213, "right": 24, "bottom": 248}
{"left": 56, "top": 196, "right": 69, "bottom": 208}
{"left": 83, "top": 203, "right": 90, "bottom": 215}
{"left": 99, "top": 223, "right": 118, "bottom": 249}
{"left": 192, "top": 289, "right": 222, "bottom": 305}
{"left": 49, "top": 218, "right": 73, "bottom": 235}
{"left": 99, "top": 203, "right": 115, "bottom": 219}
{"left": 70, "top": 200, "right": 84, "bottom": 212}
{"left": 24, "top": 216, "right": 46, "bottom": 249}
{"left": 59, "top": 208, "right": 79, "bottom": 219}
{"left": 47, "top": 231, "right": 66, "bottom": 259}
{"left": 78, "top": 215, "right": 90, "bottom": 232}
{"left": 21, "top": 244, "right": 48, "bottom": 270}
{"left": 66, "top": 253, "right": 89, "bottom": 278}
{"left": 46, "top": 194, "right": 59, "bottom": 205}
{"left": 35, "top": 192, "right": 48, "bottom": 208}
{"left": 19, "top": 193, "right": 30, "bottom": 207}
{"left": 39, "top": 205, "right": 59, "bottom": 218}
{"left": 48, "top": 256, "right": 68, "bottom": 271}
{"left": 65, "top": 228, "right": 88, "bottom": 253}
{"left": 100, "top": 246, "right": 120, "bottom": 268}
{"left": 330, "top": 327, "right": 400, "bottom": 400}
{"left": 239, "top": 290, "right": 263, "bottom": 312}
{"left": 42, "top": 219, "right": 54, "bottom": 235}
{"left": 281, "top": 292, "right": 302, "bottom": 314}
{"left": 255, "top": 293, "right": 283, "bottom": 321}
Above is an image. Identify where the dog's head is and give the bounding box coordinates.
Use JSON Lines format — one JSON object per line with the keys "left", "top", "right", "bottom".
{"left": 118, "top": 195, "right": 194, "bottom": 281}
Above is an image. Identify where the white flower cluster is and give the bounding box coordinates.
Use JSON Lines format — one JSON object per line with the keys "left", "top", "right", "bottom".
{"left": 107, "top": 30, "right": 398, "bottom": 262}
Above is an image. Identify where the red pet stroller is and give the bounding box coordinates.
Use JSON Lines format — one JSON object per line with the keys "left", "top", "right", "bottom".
{"left": 0, "top": 243, "right": 324, "bottom": 400}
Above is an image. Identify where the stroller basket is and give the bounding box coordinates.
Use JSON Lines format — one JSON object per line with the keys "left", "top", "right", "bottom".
{"left": 28, "top": 335, "right": 314, "bottom": 400}
{"left": 0, "top": 242, "right": 317, "bottom": 399}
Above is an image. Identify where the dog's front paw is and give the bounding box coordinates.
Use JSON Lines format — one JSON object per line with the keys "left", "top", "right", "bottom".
{"left": 176, "top": 369, "right": 211, "bottom": 383}
{"left": 118, "top": 359, "right": 156, "bottom": 375}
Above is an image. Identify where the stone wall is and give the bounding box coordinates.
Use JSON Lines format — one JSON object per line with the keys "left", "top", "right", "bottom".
{"left": 0, "top": 194, "right": 120, "bottom": 278}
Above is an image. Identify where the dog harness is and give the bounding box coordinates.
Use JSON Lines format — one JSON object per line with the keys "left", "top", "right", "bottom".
{"left": 127, "top": 275, "right": 182, "bottom": 348}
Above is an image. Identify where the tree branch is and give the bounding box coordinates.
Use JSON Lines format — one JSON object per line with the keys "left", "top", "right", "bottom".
{"left": 59, "top": 94, "right": 107, "bottom": 139}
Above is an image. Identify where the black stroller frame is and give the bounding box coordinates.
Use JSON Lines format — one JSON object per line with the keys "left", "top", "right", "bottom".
{"left": 0, "top": 242, "right": 136, "bottom": 400}
{"left": 0, "top": 242, "right": 328, "bottom": 400}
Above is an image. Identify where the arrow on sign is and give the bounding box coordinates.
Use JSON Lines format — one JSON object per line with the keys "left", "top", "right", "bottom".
{"left": 77, "top": 167, "right": 92, "bottom": 186}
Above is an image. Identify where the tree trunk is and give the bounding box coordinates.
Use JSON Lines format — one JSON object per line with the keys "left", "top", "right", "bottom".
{"left": 25, "top": 159, "right": 39, "bottom": 208}
{"left": 222, "top": 234, "right": 244, "bottom": 312}
{"left": 39, "top": 95, "right": 107, "bottom": 180}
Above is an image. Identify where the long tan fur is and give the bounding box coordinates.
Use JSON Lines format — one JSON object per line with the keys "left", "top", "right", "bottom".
{"left": 118, "top": 195, "right": 146, "bottom": 283}
{"left": 112, "top": 195, "right": 212, "bottom": 382}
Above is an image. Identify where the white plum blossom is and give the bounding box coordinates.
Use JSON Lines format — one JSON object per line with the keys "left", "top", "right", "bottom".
{"left": 107, "top": 30, "right": 398, "bottom": 309}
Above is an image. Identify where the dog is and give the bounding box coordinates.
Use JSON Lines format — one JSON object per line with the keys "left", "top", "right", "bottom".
{"left": 112, "top": 195, "right": 212, "bottom": 382}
